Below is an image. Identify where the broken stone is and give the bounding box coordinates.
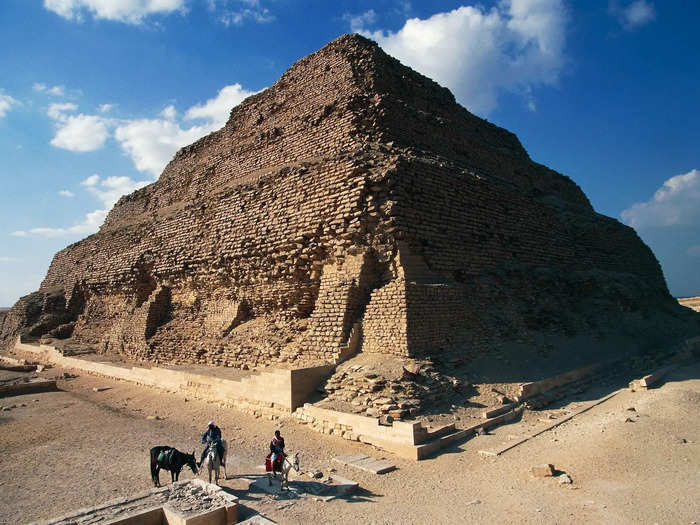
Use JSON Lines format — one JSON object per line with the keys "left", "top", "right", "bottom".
{"left": 531, "top": 464, "right": 555, "bottom": 478}
{"left": 558, "top": 474, "right": 573, "bottom": 484}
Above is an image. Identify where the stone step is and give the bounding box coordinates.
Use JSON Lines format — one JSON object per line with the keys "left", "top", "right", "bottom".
{"left": 332, "top": 453, "right": 396, "bottom": 474}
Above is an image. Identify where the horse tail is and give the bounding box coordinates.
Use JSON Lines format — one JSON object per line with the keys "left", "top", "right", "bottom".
{"left": 149, "top": 448, "right": 158, "bottom": 482}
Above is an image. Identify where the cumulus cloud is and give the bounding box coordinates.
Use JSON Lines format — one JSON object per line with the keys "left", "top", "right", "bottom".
{"left": 0, "top": 93, "right": 19, "bottom": 118}
{"left": 114, "top": 117, "right": 210, "bottom": 176}
{"left": 81, "top": 174, "right": 100, "bottom": 186}
{"left": 160, "top": 105, "right": 177, "bottom": 120}
{"left": 43, "top": 0, "right": 187, "bottom": 24}
{"left": 47, "top": 102, "right": 78, "bottom": 120}
{"left": 609, "top": 0, "right": 656, "bottom": 30}
{"left": 115, "top": 83, "right": 256, "bottom": 175}
{"left": 50, "top": 114, "right": 109, "bottom": 152}
{"left": 620, "top": 169, "right": 700, "bottom": 229}
{"left": 58, "top": 189, "right": 75, "bottom": 197}
{"left": 37, "top": 83, "right": 254, "bottom": 241}
{"left": 19, "top": 174, "right": 151, "bottom": 238}
{"left": 357, "top": 0, "right": 567, "bottom": 114}
{"left": 184, "top": 84, "right": 254, "bottom": 127}
{"left": 99, "top": 103, "right": 114, "bottom": 113}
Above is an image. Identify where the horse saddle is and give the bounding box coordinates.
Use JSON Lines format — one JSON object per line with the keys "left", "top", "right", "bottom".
{"left": 265, "top": 453, "right": 285, "bottom": 472}
{"left": 157, "top": 449, "right": 173, "bottom": 465}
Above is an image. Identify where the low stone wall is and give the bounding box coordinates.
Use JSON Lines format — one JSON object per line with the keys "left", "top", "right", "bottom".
{"left": 516, "top": 364, "right": 599, "bottom": 401}
{"left": 295, "top": 403, "right": 424, "bottom": 459}
{"left": 14, "top": 339, "right": 332, "bottom": 416}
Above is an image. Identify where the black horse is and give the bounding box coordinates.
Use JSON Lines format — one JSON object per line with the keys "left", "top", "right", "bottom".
{"left": 150, "top": 446, "right": 198, "bottom": 487}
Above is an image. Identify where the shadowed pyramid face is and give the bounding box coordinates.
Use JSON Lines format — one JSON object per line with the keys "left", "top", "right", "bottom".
{"left": 2, "top": 34, "right": 696, "bottom": 366}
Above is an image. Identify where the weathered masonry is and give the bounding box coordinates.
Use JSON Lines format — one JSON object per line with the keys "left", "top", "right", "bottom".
{"left": 2, "top": 34, "right": 698, "bottom": 367}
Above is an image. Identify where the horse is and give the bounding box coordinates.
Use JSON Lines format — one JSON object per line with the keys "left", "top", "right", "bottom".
{"left": 201, "top": 439, "right": 228, "bottom": 485}
{"left": 149, "top": 446, "right": 198, "bottom": 487}
{"left": 267, "top": 452, "right": 299, "bottom": 490}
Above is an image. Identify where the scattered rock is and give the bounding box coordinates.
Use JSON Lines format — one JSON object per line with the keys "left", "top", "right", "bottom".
{"left": 93, "top": 386, "right": 111, "bottom": 392}
{"left": 531, "top": 464, "right": 555, "bottom": 478}
{"left": 558, "top": 474, "right": 573, "bottom": 484}
{"left": 466, "top": 499, "right": 481, "bottom": 505}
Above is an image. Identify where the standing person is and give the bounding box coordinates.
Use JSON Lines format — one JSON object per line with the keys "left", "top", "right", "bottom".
{"left": 269, "top": 430, "right": 285, "bottom": 469}
{"left": 199, "top": 420, "right": 225, "bottom": 468}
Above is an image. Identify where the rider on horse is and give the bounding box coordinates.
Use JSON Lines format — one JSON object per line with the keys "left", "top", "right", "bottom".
{"left": 269, "top": 430, "right": 285, "bottom": 469}
{"left": 199, "top": 420, "right": 225, "bottom": 468}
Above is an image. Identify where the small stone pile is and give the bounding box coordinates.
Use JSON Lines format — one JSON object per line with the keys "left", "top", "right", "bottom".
{"left": 165, "top": 482, "right": 228, "bottom": 515}
{"left": 318, "top": 359, "right": 465, "bottom": 418}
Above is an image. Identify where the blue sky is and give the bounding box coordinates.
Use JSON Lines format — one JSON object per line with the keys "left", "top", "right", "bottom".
{"left": 1, "top": 0, "right": 699, "bottom": 306}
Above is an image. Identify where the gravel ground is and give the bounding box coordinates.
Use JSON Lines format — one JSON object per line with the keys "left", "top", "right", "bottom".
{"left": 0, "top": 362, "right": 698, "bottom": 524}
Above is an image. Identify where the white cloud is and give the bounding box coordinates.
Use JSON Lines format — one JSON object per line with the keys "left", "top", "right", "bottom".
{"left": 115, "top": 84, "right": 255, "bottom": 175}
{"left": 58, "top": 189, "right": 75, "bottom": 197}
{"left": 344, "top": 9, "right": 376, "bottom": 32}
{"left": 85, "top": 175, "right": 150, "bottom": 209}
{"left": 114, "top": 117, "right": 209, "bottom": 176}
{"left": 184, "top": 84, "right": 254, "bottom": 126}
{"left": 688, "top": 245, "right": 700, "bottom": 258}
{"left": 610, "top": 0, "right": 655, "bottom": 30}
{"left": 620, "top": 169, "right": 700, "bottom": 228}
{"left": 33, "top": 83, "right": 65, "bottom": 96}
{"left": 47, "top": 102, "right": 78, "bottom": 120}
{"left": 0, "top": 93, "right": 19, "bottom": 118}
{"left": 357, "top": 0, "right": 567, "bottom": 114}
{"left": 50, "top": 113, "right": 109, "bottom": 152}
{"left": 47, "top": 85, "right": 65, "bottom": 96}
{"left": 43, "top": 0, "right": 187, "bottom": 24}
{"left": 217, "top": 0, "right": 274, "bottom": 26}
{"left": 0, "top": 257, "right": 17, "bottom": 262}
{"left": 160, "top": 104, "right": 177, "bottom": 120}
{"left": 99, "top": 103, "right": 114, "bottom": 113}
{"left": 21, "top": 174, "right": 151, "bottom": 238}
{"left": 81, "top": 174, "right": 100, "bottom": 186}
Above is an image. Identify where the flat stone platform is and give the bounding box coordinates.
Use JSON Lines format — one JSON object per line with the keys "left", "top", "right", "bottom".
{"left": 333, "top": 453, "right": 396, "bottom": 474}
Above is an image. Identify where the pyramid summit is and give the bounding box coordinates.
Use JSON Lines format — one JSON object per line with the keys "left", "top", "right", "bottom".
{"left": 2, "top": 34, "right": 697, "bottom": 369}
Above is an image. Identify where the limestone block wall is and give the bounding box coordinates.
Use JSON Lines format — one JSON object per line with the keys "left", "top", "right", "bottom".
{"left": 361, "top": 279, "right": 408, "bottom": 355}
{"left": 405, "top": 283, "right": 467, "bottom": 354}
{"left": 294, "top": 403, "right": 424, "bottom": 458}
{"left": 14, "top": 340, "right": 331, "bottom": 412}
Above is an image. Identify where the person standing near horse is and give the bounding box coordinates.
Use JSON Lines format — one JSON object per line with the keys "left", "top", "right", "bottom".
{"left": 269, "top": 430, "right": 285, "bottom": 469}
{"left": 199, "top": 420, "right": 225, "bottom": 468}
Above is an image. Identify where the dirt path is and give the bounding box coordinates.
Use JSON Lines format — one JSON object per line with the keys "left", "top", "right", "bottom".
{"left": 0, "top": 362, "right": 698, "bottom": 524}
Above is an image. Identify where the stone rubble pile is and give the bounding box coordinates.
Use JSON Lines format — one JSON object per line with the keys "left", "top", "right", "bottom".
{"left": 318, "top": 360, "right": 464, "bottom": 419}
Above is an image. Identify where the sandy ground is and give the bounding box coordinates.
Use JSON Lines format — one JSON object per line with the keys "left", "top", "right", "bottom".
{"left": 0, "top": 362, "right": 698, "bottom": 524}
